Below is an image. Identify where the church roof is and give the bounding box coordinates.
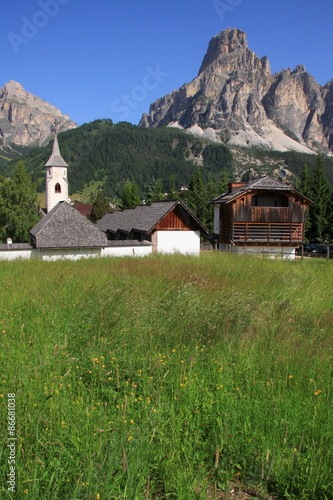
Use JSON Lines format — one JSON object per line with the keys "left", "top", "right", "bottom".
{"left": 45, "top": 134, "right": 68, "bottom": 167}
{"left": 29, "top": 202, "right": 107, "bottom": 248}
{"left": 96, "top": 200, "right": 208, "bottom": 235}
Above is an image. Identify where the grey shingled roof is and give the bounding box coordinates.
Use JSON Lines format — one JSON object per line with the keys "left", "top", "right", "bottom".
{"left": 45, "top": 135, "right": 68, "bottom": 167}
{"left": 210, "top": 176, "right": 314, "bottom": 204}
{"left": 248, "top": 176, "right": 293, "bottom": 190}
{"left": 29, "top": 202, "right": 108, "bottom": 248}
{"left": 105, "top": 240, "right": 152, "bottom": 247}
{"left": 0, "top": 243, "right": 33, "bottom": 250}
{"left": 96, "top": 200, "right": 208, "bottom": 235}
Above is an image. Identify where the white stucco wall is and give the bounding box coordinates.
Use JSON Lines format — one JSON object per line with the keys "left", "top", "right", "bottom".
{"left": 34, "top": 248, "right": 102, "bottom": 261}
{"left": 0, "top": 245, "right": 152, "bottom": 261}
{"left": 101, "top": 245, "right": 152, "bottom": 258}
{"left": 156, "top": 230, "right": 201, "bottom": 255}
{"left": 0, "top": 249, "right": 32, "bottom": 261}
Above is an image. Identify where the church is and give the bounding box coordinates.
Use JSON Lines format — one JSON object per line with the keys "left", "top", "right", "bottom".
{"left": 0, "top": 135, "right": 206, "bottom": 260}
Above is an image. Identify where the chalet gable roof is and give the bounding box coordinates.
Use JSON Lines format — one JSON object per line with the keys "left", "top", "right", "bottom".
{"left": 29, "top": 202, "right": 107, "bottom": 249}
{"left": 210, "top": 176, "right": 314, "bottom": 205}
{"left": 96, "top": 200, "right": 208, "bottom": 235}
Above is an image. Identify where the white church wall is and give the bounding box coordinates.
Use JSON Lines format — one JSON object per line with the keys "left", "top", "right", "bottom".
{"left": 0, "top": 249, "right": 32, "bottom": 261}
{"left": 101, "top": 245, "right": 152, "bottom": 258}
{"left": 0, "top": 245, "right": 152, "bottom": 261}
{"left": 33, "top": 248, "right": 102, "bottom": 261}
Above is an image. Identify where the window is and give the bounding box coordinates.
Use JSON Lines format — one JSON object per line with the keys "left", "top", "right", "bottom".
{"left": 252, "top": 193, "right": 288, "bottom": 207}
{"left": 55, "top": 183, "right": 61, "bottom": 193}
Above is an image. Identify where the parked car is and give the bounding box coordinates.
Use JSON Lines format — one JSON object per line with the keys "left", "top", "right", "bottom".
{"left": 295, "top": 244, "right": 316, "bottom": 255}
{"left": 316, "top": 245, "right": 333, "bottom": 257}
{"left": 304, "top": 244, "right": 317, "bottom": 253}
{"left": 315, "top": 245, "right": 328, "bottom": 255}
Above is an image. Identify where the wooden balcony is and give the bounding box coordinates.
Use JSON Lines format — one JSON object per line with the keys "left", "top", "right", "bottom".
{"left": 221, "top": 222, "right": 304, "bottom": 244}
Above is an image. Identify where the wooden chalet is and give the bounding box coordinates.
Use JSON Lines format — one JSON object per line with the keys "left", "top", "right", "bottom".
{"left": 210, "top": 176, "right": 314, "bottom": 257}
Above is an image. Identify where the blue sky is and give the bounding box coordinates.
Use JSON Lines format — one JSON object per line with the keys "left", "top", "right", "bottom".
{"left": 2, "top": 0, "right": 333, "bottom": 126}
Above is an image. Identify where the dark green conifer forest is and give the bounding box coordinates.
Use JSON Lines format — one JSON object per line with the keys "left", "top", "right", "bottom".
{"left": 1, "top": 119, "right": 333, "bottom": 240}
{"left": 2, "top": 120, "right": 233, "bottom": 201}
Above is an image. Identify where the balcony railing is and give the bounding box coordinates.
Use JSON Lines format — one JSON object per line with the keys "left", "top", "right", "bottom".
{"left": 221, "top": 222, "right": 304, "bottom": 243}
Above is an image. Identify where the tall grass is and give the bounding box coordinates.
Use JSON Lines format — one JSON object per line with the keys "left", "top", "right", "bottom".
{"left": 0, "top": 253, "right": 332, "bottom": 499}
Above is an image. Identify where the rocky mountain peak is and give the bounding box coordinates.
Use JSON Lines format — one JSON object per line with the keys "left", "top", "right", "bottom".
{"left": 0, "top": 81, "right": 77, "bottom": 148}
{"left": 2, "top": 80, "right": 25, "bottom": 94}
{"left": 292, "top": 64, "right": 306, "bottom": 74}
{"left": 140, "top": 28, "right": 333, "bottom": 154}
{"left": 198, "top": 28, "right": 248, "bottom": 74}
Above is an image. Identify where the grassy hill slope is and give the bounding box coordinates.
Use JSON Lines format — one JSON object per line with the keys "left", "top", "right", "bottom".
{"left": 0, "top": 253, "right": 332, "bottom": 499}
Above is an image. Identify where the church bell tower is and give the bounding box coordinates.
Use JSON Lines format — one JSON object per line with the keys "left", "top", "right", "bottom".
{"left": 45, "top": 134, "right": 69, "bottom": 213}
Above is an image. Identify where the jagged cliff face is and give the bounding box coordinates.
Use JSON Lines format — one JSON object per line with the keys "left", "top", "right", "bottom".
{"left": 140, "top": 28, "right": 333, "bottom": 154}
{"left": 0, "top": 81, "right": 77, "bottom": 147}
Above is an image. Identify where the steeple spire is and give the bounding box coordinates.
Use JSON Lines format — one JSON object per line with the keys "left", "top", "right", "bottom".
{"left": 45, "top": 134, "right": 68, "bottom": 167}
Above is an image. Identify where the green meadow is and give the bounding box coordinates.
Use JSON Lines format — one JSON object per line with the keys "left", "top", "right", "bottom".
{"left": 0, "top": 253, "right": 332, "bottom": 500}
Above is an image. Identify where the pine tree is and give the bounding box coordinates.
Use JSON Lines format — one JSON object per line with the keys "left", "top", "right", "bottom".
{"left": 167, "top": 175, "right": 178, "bottom": 200}
{"left": 298, "top": 164, "right": 312, "bottom": 197}
{"left": 310, "top": 156, "right": 332, "bottom": 241}
{"left": 119, "top": 180, "right": 141, "bottom": 209}
{"left": 219, "top": 168, "right": 230, "bottom": 194}
{"left": 329, "top": 192, "right": 333, "bottom": 240}
{"left": 186, "top": 168, "right": 209, "bottom": 227}
{"left": 90, "top": 191, "right": 111, "bottom": 223}
{"left": 0, "top": 162, "right": 41, "bottom": 243}
{"left": 298, "top": 164, "right": 313, "bottom": 237}
{"left": 145, "top": 178, "right": 164, "bottom": 204}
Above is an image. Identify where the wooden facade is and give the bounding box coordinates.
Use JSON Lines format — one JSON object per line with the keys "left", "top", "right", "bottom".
{"left": 155, "top": 205, "right": 195, "bottom": 231}
{"left": 211, "top": 177, "right": 314, "bottom": 247}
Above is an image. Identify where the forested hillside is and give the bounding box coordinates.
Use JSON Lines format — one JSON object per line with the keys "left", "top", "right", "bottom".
{"left": 2, "top": 118, "right": 333, "bottom": 204}
{"left": 2, "top": 120, "right": 233, "bottom": 200}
